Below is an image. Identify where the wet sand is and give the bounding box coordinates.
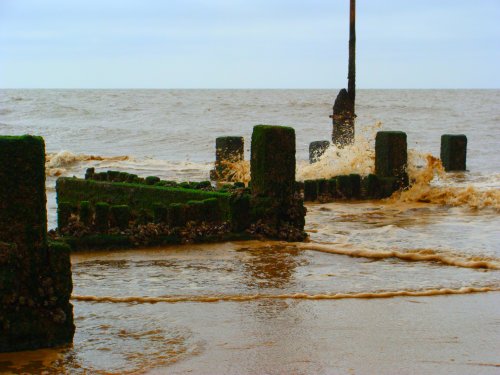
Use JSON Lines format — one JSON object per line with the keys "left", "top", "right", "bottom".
{"left": 158, "top": 293, "right": 500, "bottom": 375}
{"left": 1, "top": 240, "right": 497, "bottom": 374}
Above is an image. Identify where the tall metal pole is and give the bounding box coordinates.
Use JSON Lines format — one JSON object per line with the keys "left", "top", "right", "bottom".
{"left": 331, "top": 0, "right": 356, "bottom": 147}
{"left": 348, "top": 0, "right": 356, "bottom": 110}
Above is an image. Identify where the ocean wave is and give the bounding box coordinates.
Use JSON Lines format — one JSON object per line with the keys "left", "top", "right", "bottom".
{"left": 71, "top": 286, "right": 499, "bottom": 304}
{"left": 298, "top": 242, "right": 500, "bottom": 270}
{"left": 45, "top": 150, "right": 213, "bottom": 180}
{"left": 46, "top": 151, "right": 130, "bottom": 176}
{"left": 394, "top": 154, "right": 500, "bottom": 210}
{"left": 0, "top": 108, "right": 14, "bottom": 115}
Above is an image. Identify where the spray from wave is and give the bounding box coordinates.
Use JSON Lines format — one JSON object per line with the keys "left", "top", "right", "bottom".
{"left": 214, "top": 122, "right": 500, "bottom": 210}
{"left": 219, "top": 122, "right": 381, "bottom": 185}
{"left": 45, "top": 122, "right": 500, "bottom": 210}
{"left": 297, "top": 121, "right": 381, "bottom": 180}
{"left": 46, "top": 151, "right": 130, "bottom": 176}
{"left": 392, "top": 153, "right": 500, "bottom": 210}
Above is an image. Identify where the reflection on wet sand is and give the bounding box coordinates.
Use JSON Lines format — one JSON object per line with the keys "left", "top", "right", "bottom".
{"left": 1, "top": 238, "right": 499, "bottom": 374}
{"left": 239, "top": 245, "right": 303, "bottom": 289}
{"left": 0, "top": 306, "right": 197, "bottom": 374}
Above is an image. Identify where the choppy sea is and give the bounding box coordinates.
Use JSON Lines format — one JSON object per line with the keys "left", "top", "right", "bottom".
{"left": 0, "top": 89, "right": 499, "bottom": 374}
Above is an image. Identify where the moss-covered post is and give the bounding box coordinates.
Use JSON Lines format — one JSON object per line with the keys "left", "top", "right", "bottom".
{"left": 211, "top": 136, "right": 244, "bottom": 181}
{"left": 111, "top": 205, "right": 131, "bottom": 229}
{"left": 304, "top": 180, "right": 318, "bottom": 201}
{"left": 251, "top": 126, "right": 296, "bottom": 200}
{"left": 250, "top": 125, "right": 306, "bottom": 241}
{"left": 79, "top": 201, "right": 92, "bottom": 226}
{"left": 0, "top": 135, "right": 74, "bottom": 352}
{"left": 375, "top": 131, "right": 409, "bottom": 189}
{"left": 440, "top": 134, "right": 467, "bottom": 171}
{"left": 309, "top": 140, "right": 330, "bottom": 163}
{"left": 57, "top": 202, "right": 73, "bottom": 230}
{"left": 94, "top": 202, "right": 110, "bottom": 232}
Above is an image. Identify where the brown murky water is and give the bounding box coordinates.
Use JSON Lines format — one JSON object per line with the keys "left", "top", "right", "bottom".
{"left": 1, "top": 210, "right": 499, "bottom": 374}
{"left": 1, "top": 89, "right": 499, "bottom": 373}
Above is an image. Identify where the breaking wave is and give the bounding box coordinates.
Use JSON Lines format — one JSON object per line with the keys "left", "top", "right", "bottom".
{"left": 72, "top": 286, "right": 499, "bottom": 304}
{"left": 297, "top": 122, "right": 381, "bottom": 180}
{"left": 393, "top": 153, "right": 500, "bottom": 210}
{"left": 298, "top": 243, "right": 500, "bottom": 270}
{"left": 45, "top": 151, "right": 131, "bottom": 176}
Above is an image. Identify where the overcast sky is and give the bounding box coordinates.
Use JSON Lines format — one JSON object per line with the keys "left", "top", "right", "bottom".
{"left": 0, "top": 0, "right": 498, "bottom": 89}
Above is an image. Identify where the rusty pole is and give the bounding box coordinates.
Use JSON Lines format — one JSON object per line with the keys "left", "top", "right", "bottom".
{"left": 331, "top": 0, "right": 356, "bottom": 146}
{"left": 347, "top": 0, "right": 356, "bottom": 111}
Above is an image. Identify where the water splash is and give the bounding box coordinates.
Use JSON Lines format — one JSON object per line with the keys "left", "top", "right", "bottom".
{"left": 297, "top": 122, "right": 381, "bottom": 180}
{"left": 219, "top": 160, "right": 251, "bottom": 185}
{"left": 392, "top": 154, "right": 500, "bottom": 210}
{"left": 46, "top": 151, "right": 130, "bottom": 176}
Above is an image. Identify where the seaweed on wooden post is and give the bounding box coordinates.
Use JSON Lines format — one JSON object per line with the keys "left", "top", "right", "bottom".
{"left": 349, "top": 174, "right": 361, "bottom": 199}
{"left": 202, "top": 198, "right": 219, "bottom": 222}
{"left": 336, "top": 175, "right": 353, "bottom": 199}
{"left": 94, "top": 202, "right": 110, "bottom": 232}
{"left": 440, "top": 134, "right": 467, "bottom": 171}
{"left": 79, "top": 201, "right": 92, "bottom": 226}
{"left": 57, "top": 202, "right": 73, "bottom": 230}
{"left": 145, "top": 176, "right": 161, "bottom": 185}
{"left": 251, "top": 125, "right": 296, "bottom": 201}
{"left": 304, "top": 180, "right": 318, "bottom": 202}
{"left": 85, "top": 167, "right": 95, "bottom": 180}
{"left": 229, "top": 193, "right": 251, "bottom": 231}
{"left": 168, "top": 203, "right": 187, "bottom": 227}
{"left": 375, "top": 131, "right": 409, "bottom": 189}
{"left": 111, "top": 205, "right": 131, "bottom": 229}
{"left": 361, "top": 174, "right": 380, "bottom": 199}
{"left": 309, "top": 141, "right": 330, "bottom": 163}
{"left": 250, "top": 125, "right": 306, "bottom": 241}
{"left": 0, "top": 135, "right": 74, "bottom": 352}
{"left": 317, "top": 178, "right": 330, "bottom": 200}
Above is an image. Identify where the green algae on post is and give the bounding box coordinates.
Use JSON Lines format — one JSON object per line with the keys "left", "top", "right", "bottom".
{"left": 361, "top": 174, "right": 380, "bottom": 199}
{"left": 250, "top": 125, "right": 306, "bottom": 241}
{"left": 375, "top": 131, "right": 409, "bottom": 189}
{"left": 304, "top": 180, "right": 318, "bottom": 202}
{"left": 95, "top": 202, "right": 110, "bottom": 232}
{"left": 0, "top": 135, "right": 74, "bottom": 352}
{"left": 251, "top": 125, "right": 296, "bottom": 201}
{"left": 55, "top": 124, "right": 307, "bottom": 246}
{"left": 57, "top": 201, "right": 74, "bottom": 230}
{"left": 56, "top": 177, "right": 232, "bottom": 222}
{"left": 79, "top": 201, "right": 92, "bottom": 226}
{"left": 440, "top": 134, "right": 467, "bottom": 171}
{"left": 110, "top": 205, "right": 131, "bottom": 229}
